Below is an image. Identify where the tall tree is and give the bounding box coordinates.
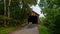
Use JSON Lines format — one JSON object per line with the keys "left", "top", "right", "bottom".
{"left": 0, "top": 0, "right": 4, "bottom": 15}
{"left": 4, "top": 0, "right": 7, "bottom": 26}
{"left": 39, "top": 0, "right": 60, "bottom": 34}
{"left": 4, "top": 0, "right": 6, "bottom": 16}
{"left": 10, "top": 0, "right": 37, "bottom": 25}
{"left": 0, "top": 0, "right": 37, "bottom": 26}
{"left": 8, "top": 0, "right": 11, "bottom": 17}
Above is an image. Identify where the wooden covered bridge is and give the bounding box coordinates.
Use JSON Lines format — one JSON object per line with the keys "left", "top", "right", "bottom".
{"left": 26, "top": 11, "right": 39, "bottom": 25}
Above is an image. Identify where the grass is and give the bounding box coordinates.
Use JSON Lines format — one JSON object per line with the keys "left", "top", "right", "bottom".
{"left": 0, "top": 26, "right": 21, "bottom": 34}
{"left": 39, "top": 25, "right": 50, "bottom": 34}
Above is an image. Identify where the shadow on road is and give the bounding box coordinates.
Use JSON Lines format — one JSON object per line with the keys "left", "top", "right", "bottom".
{"left": 27, "top": 24, "right": 37, "bottom": 29}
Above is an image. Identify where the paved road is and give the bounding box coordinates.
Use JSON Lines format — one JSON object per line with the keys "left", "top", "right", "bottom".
{"left": 9, "top": 24, "right": 39, "bottom": 34}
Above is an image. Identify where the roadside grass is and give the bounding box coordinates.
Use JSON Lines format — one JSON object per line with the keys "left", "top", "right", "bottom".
{"left": 39, "top": 25, "right": 50, "bottom": 34}
{"left": 0, "top": 26, "right": 21, "bottom": 34}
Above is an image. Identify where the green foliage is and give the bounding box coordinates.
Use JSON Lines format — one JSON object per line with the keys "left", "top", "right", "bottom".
{"left": 53, "top": 15, "right": 60, "bottom": 34}
{"left": 0, "top": 0, "right": 4, "bottom": 15}
{"left": 0, "top": 0, "right": 37, "bottom": 26}
{"left": 39, "top": 0, "right": 60, "bottom": 34}
{"left": 0, "top": 15, "right": 12, "bottom": 20}
{"left": 10, "top": 0, "right": 37, "bottom": 21}
{"left": 39, "top": 26, "right": 50, "bottom": 34}
{"left": 40, "top": 17, "right": 46, "bottom": 25}
{"left": 0, "top": 26, "right": 21, "bottom": 34}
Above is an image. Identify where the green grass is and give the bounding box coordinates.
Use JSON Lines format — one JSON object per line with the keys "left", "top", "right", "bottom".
{"left": 39, "top": 25, "right": 50, "bottom": 34}
{"left": 0, "top": 26, "right": 21, "bottom": 34}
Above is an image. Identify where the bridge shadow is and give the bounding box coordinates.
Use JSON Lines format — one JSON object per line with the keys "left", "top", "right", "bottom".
{"left": 27, "top": 24, "right": 37, "bottom": 29}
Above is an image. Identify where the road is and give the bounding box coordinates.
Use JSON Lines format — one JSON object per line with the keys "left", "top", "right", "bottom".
{"left": 9, "top": 24, "right": 39, "bottom": 34}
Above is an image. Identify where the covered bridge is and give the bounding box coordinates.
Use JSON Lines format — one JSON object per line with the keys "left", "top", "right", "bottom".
{"left": 26, "top": 11, "right": 39, "bottom": 24}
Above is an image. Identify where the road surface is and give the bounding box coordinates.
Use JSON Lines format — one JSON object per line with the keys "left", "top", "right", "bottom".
{"left": 9, "top": 24, "right": 39, "bottom": 34}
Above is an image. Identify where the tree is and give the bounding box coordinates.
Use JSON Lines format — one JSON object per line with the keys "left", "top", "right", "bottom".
{"left": 10, "top": 0, "right": 37, "bottom": 25}
{"left": 4, "top": 0, "right": 7, "bottom": 26}
{"left": 4, "top": 0, "right": 6, "bottom": 16}
{"left": 39, "top": 0, "right": 60, "bottom": 34}
{"left": 0, "top": 0, "right": 37, "bottom": 26}
{"left": 54, "top": 15, "right": 60, "bottom": 34}
{"left": 40, "top": 17, "right": 46, "bottom": 25}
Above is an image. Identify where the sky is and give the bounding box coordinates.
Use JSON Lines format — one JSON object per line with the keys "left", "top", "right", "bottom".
{"left": 31, "top": 0, "right": 44, "bottom": 17}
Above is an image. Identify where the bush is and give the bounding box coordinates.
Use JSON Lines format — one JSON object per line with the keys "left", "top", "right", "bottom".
{"left": 39, "top": 26, "right": 50, "bottom": 34}
{"left": 0, "top": 15, "right": 21, "bottom": 27}
{"left": 53, "top": 15, "right": 60, "bottom": 34}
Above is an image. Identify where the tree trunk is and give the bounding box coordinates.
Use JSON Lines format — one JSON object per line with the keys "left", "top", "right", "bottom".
{"left": 4, "top": 0, "right": 6, "bottom": 16}
{"left": 8, "top": 0, "right": 11, "bottom": 17}
{"left": 7, "top": 0, "right": 11, "bottom": 25}
{"left": 4, "top": 0, "right": 6, "bottom": 26}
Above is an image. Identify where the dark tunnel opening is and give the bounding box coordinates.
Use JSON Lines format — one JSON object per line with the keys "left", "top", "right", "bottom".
{"left": 28, "top": 16, "right": 38, "bottom": 24}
